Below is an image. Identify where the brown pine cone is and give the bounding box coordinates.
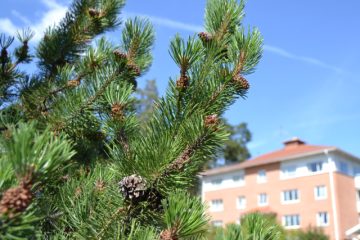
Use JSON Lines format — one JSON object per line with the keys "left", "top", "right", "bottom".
{"left": 176, "top": 75, "right": 189, "bottom": 90}
{"left": 0, "top": 181, "right": 32, "bottom": 216}
{"left": 118, "top": 174, "right": 147, "bottom": 202}
{"left": 127, "top": 63, "right": 141, "bottom": 76}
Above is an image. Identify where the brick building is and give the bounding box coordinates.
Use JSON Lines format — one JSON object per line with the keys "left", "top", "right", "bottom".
{"left": 201, "top": 138, "right": 360, "bottom": 240}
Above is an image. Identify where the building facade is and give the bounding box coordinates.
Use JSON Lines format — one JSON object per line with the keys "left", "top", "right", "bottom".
{"left": 201, "top": 138, "right": 360, "bottom": 240}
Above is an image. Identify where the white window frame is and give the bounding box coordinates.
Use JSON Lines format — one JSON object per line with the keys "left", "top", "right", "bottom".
{"left": 210, "top": 199, "right": 223, "bottom": 212}
{"left": 282, "top": 214, "right": 301, "bottom": 229}
{"left": 314, "top": 185, "right": 327, "bottom": 200}
{"left": 282, "top": 189, "right": 300, "bottom": 204}
{"left": 258, "top": 193, "right": 268, "bottom": 206}
{"left": 211, "top": 220, "right": 223, "bottom": 227}
{"left": 317, "top": 212, "right": 329, "bottom": 227}
{"left": 237, "top": 196, "right": 246, "bottom": 209}
{"left": 257, "top": 169, "right": 267, "bottom": 183}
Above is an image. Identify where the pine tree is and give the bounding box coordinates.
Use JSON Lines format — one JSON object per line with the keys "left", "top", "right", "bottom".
{"left": 0, "top": 0, "right": 264, "bottom": 239}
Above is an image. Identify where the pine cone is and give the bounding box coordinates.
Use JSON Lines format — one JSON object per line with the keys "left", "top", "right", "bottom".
{"left": 118, "top": 174, "right": 147, "bottom": 202}
{"left": 88, "top": 8, "right": 100, "bottom": 18}
{"left": 176, "top": 75, "right": 189, "bottom": 90}
{"left": 198, "top": 32, "right": 212, "bottom": 43}
{"left": 111, "top": 103, "right": 125, "bottom": 121}
{"left": 67, "top": 79, "right": 80, "bottom": 87}
{"left": 0, "top": 181, "right": 32, "bottom": 216}
{"left": 160, "top": 229, "right": 178, "bottom": 240}
{"left": 113, "top": 50, "right": 127, "bottom": 60}
{"left": 204, "top": 114, "right": 219, "bottom": 128}
{"left": 232, "top": 75, "right": 250, "bottom": 90}
{"left": 127, "top": 63, "right": 141, "bottom": 76}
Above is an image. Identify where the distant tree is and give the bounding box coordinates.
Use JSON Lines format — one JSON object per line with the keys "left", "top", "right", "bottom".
{"left": 136, "top": 79, "right": 159, "bottom": 123}
{"left": 223, "top": 120, "right": 251, "bottom": 164}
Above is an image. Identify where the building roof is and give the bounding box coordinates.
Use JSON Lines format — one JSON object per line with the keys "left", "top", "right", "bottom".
{"left": 202, "top": 137, "right": 337, "bottom": 176}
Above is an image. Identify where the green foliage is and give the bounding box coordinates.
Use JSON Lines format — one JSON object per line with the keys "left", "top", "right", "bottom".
{"left": 162, "top": 190, "right": 209, "bottom": 239}
{"left": 0, "top": 0, "right": 263, "bottom": 238}
{"left": 210, "top": 213, "right": 285, "bottom": 240}
{"left": 286, "top": 226, "right": 329, "bottom": 240}
{"left": 1, "top": 122, "right": 75, "bottom": 180}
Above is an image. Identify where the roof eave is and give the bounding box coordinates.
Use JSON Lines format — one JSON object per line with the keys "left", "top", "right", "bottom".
{"left": 201, "top": 147, "right": 338, "bottom": 177}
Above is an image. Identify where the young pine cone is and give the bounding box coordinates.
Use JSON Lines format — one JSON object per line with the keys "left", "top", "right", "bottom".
{"left": 67, "top": 79, "right": 80, "bottom": 88}
{"left": 232, "top": 75, "right": 250, "bottom": 90}
{"left": 113, "top": 50, "right": 127, "bottom": 60}
{"left": 176, "top": 75, "right": 189, "bottom": 90}
{"left": 111, "top": 103, "right": 125, "bottom": 121}
{"left": 198, "top": 32, "right": 212, "bottom": 43}
{"left": 204, "top": 114, "right": 220, "bottom": 128}
{"left": 88, "top": 8, "right": 100, "bottom": 18}
{"left": 160, "top": 229, "right": 178, "bottom": 240}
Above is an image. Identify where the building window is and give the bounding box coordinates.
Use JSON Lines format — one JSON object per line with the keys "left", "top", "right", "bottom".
{"left": 233, "top": 174, "right": 244, "bottom": 183}
{"left": 308, "top": 162, "right": 323, "bottom": 173}
{"left": 317, "top": 212, "right": 329, "bottom": 226}
{"left": 354, "top": 166, "right": 360, "bottom": 176}
{"left": 283, "top": 214, "right": 300, "bottom": 228}
{"left": 237, "top": 196, "right": 246, "bottom": 209}
{"left": 257, "top": 170, "right": 267, "bottom": 183}
{"left": 258, "top": 193, "right": 268, "bottom": 206}
{"left": 282, "top": 189, "right": 299, "bottom": 203}
{"left": 211, "top": 179, "right": 222, "bottom": 186}
{"left": 210, "top": 199, "right": 223, "bottom": 212}
{"left": 314, "top": 185, "right": 327, "bottom": 200}
{"left": 357, "top": 190, "right": 360, "bottom": 201}
{"left": 282, "top": 165, "right": 297, "bottom": 177}
{"left": 212, "top": 220, "right": 223, "bottom": 227}
{"left": 339, "top": 162, "right": 349, "bottom": 174}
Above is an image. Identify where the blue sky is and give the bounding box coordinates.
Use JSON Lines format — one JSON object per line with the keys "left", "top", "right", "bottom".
{"left": 1, "top": 0, "right": 359, "bottom": 158}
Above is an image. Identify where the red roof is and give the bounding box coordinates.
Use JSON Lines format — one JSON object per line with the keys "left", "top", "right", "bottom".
{"left": 202, "top": 138, "right": 336, "bottom": 176}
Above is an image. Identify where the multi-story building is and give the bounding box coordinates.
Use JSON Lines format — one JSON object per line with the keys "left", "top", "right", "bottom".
{"left": 201, "top": 138, "right": 360, "bottom": 240}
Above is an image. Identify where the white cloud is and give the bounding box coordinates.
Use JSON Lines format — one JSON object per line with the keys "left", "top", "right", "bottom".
{"left": 124, "top": 12, "right": 203, "bottom": 32}
{"left": 0, "top": 0, "right": 68, "bottom": 42}
{"left": 263, "top": 45, "right": 343, "bottom": 73}
{"left": 0, "top": 19, "right": 18, "bottom": 36}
